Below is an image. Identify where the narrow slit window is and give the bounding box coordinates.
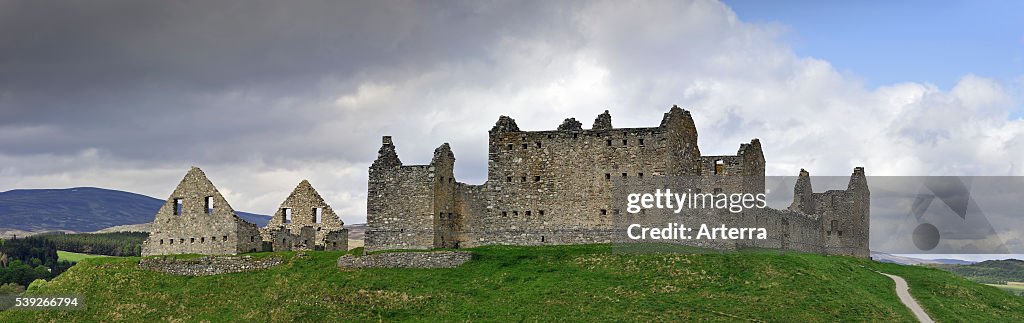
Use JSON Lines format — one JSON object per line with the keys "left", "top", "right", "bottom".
{"left": 507, "top": 176, "right": 513, "bottom": 182}
{"left": 173, "top": 198, "right": 183, "bottom": 215}
{"left": 539, "top": 210, "right": 545, "bottom": 216}
{"left": 521, "top": 176, "right": 527, "bottom": 182}
{"left": 526, "top": 211, "right": 532, "bottom": 216}
{"left": 205, "top": 196, "right": 214, "bottom": 215}
{"left": 600, "top": 209, "right": 607, "bottom": 215}
{"left": 536, "top": 142, "right": 542, "bottom": 148}
{"left": 507, "top": 144, "right": 513, "bottom": 150}
{"left": 522, "top": 143, "right": 528, "bottom": 149}
{"left": 606, "top": 139, "right": 612, "bottom": 146}
{"left": 605, "top": 173, "right": 611, "bottom": 180}
{"left": 533, "top": 176, "right": 540, "bottom": 182}
{"left": 622, "top": 139, "right": 628, "bottom": 145}
{"left": 639, "top": 139, "right": 645, "bottom": 146}
{"left": 513, "top": 211, "right": 518, "bottom": 216}
{"left": 638, "top": 173, "right": 644, "bottom": 178}
{"left": 314, "top": 207, "right": 323, "bottom": 223}
{"left": 283, "top": 208, "right": 292, "bottom": 223}
{"left": 622, "top": 173, "right": 627, "bottom": 178}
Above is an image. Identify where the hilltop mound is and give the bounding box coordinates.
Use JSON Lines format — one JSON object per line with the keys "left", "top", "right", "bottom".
{"left": 3, "top": 245, "right": 1022, "bottom": 321}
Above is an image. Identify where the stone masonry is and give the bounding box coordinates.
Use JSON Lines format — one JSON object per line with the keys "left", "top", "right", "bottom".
{"left": 366, "top": 106, "right": 870, "bottom": 258}
{"left": 336, "top": 251, "right": 472, "bottom": 269}
{"left": 261, "top": 180, "right": 349, "bottom": 251}
{"left": 142, "top": 167, "right": 263, "bottom": 256}
{"left": 142, "top": 168, "right": 350, "bottom": 257}
{"left": 138, "top": 255, "right": 283, "bottom": 276}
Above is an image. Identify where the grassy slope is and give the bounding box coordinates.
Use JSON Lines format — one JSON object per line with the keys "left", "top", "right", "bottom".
{"left": 856, "top": 261, "right": 1024, "bottom": 322}
{"left": 3, "top": 244, "right": 1023, "bottom": 322}
{"left": 56, "top": 250, "right": 111, "bottom": 262}
{"left": 987, "top": 284, "right": 1024, "bottom": 294}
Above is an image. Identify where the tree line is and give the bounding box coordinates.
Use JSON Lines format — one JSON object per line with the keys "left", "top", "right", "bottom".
{"left": 0, "top": 237, "right": 74, "bottom": 289}
{"left": 37, "top": 231, "right": 148, "bottom": 257}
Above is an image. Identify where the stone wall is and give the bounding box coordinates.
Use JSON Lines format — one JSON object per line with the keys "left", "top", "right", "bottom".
{"left": 336, "top": 251, "right": 472, "bottom": 269}
{"left": 142, "top": 167, "right": 262, "bottom": 256}
{"left": 262, "top": 180, "right": 349, "bottom": 251}
{"left": 365, "top": 107, "right": 871, "bottom": 258}
{"left": 138, "top": 255, "right": 282, "bottom": 276}
{"left": 366, "top": 136, "right": 436, "bottom": 251}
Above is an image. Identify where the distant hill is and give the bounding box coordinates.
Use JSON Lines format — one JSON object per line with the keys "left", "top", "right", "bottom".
{"left": 870, "top": 252, "right": 976, "bottom": 265}
{"left": 0, "top": 187, "right": 270, "bottom": 234}
{"left": 937, "top": 259, "right": 1024, "bottom": 284}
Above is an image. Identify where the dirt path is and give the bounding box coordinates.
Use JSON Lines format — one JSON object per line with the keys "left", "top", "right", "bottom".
{"left": 880, "top": 272, "right": 934, "bottom": 323}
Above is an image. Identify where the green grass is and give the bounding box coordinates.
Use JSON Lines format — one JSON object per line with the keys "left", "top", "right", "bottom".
{"left": 3, "top": 244, "right": 1023, "bottom": 322}
{"left": 987, "top": 283, "right": 1024, "bottom": 295}
{"left": 56, "top": 250, "right": 111, "bottom": 262}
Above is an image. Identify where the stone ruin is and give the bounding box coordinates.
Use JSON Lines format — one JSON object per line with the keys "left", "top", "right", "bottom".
{"left": 142, "top": 167, "right": 262, "bottom": 256}
{"left": 260, "top": 180, "right": 349, "bottom": 251}
{"left": 366, "top": 106, "right": 871, "bottom": 258}
{"left": 141, "top": 168, "right": 347, "bottom": 256}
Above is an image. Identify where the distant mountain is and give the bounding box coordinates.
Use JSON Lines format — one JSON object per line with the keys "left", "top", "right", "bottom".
{"left": 0, "top": 187, "right": 270, "bottom": 234}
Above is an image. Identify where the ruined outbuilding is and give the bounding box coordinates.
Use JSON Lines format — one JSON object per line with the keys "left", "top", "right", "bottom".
{"left": 142, "top": 167, "right": 262, "bottom": 256}
{"left": 142, "top": 169, "right": 350, "bottom": 256}
{"left": 261, "top": 180, "right": 348, "bottom": 251}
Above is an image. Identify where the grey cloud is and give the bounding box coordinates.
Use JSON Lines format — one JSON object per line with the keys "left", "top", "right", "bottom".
{"left": 2, "top": 0, "right": 1022, "bottom": 229}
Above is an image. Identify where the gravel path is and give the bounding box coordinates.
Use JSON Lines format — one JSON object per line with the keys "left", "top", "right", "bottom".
{"left": 880, "top": 272, "right": 934, "bottom": 323}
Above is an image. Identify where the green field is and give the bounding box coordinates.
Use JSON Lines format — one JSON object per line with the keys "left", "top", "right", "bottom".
{"left": 56, "top": 250, "right": 112, "bottom": 263}
{"left": 987, "top": 283, "right": 1024, "bottom": 295}
{"left": 4, "top": 244, "right": 1023, "bottom": 322}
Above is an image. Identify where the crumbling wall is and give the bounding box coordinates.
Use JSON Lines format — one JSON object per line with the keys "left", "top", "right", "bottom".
{"left": 142, "top": 167, "right": 263, "bottom": 256}
{"left": 365, "top": 108, "right": 871, "bottom": 258}
{"left": 336, "top": 251, "right": 472, "bottom": 269}
{"left": 263, "top": 180, "right": 348, "bottom": 251}
{"left": 366, "top": 137, "right": 436, "bottom": 251}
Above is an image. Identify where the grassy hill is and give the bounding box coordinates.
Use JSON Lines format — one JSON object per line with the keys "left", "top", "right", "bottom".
{"left": 0, "top": 187, "right": 270, "bottom": 233}
{"left": 935, "top": 259, "right": 1024, "bottom": 284}
{"left": 3, "top": 244, "right": 1023, "bottom": 322}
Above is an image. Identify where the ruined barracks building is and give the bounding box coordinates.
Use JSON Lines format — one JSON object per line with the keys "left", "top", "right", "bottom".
{"left": 366, "top": 106, "right": 870, "bottom": 258}
{"left": 141, "top": 167, "right": 347, "bottom": 256}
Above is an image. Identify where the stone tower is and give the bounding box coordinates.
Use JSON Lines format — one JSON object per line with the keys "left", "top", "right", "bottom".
{"left": 142, "top": 167, "right": 262, "bottom": 256}
{"left": 365, "top": 136, "right": 458, "bottom": 251}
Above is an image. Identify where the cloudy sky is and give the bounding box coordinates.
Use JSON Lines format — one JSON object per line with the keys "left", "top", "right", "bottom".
{"left": 1, "top": 0, "right": 1022, "bottom": 226}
